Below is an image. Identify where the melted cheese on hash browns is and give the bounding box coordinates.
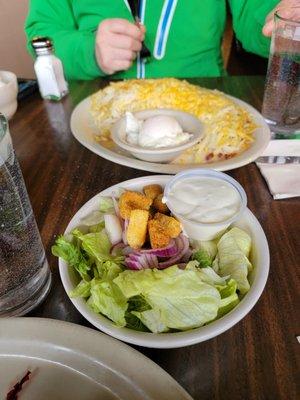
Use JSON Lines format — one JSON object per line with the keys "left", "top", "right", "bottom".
{"left": 90, "top": 78, "right": 256, "bottom": 164}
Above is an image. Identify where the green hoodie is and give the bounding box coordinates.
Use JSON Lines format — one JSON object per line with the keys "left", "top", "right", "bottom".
{"left": 25, "top": 0, "right": 278, "bottom": 80}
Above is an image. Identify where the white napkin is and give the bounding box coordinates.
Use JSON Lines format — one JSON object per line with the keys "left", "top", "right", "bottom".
{"left": 256, "top": 139, "right": 300, "bottom": 200}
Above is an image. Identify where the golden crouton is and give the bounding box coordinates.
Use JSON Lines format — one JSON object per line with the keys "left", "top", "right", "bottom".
{"left": 119, "top": 191, "right": 152, "bottom": 219}
{"left": 143, "top": 184, "right": 163, "bottom": 200}
{"left": 154, "top": 213, "right": 181, "bottom": 238}
{"left": 152, "top": 194, "right": 169, "bottom": 214}
{"left": 127, "top": 210, "right": 149, "bottom": 249}
{"left": 148, "top": 219, "right": 170, "bottom": 249}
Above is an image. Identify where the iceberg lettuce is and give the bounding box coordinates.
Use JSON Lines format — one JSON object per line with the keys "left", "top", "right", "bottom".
{"left": 114, "top": 266, "right": 221, "bottom": 331}
{"left": 51, "top": 235, "right": 91, "bottom": 281}
{"left": 87, "top": 279, "right": 128, "bottom": 327}
{"left": 217, "top": 228, "right": 252, "bottom": 294}
{"left": 69, "top": 280, "right": 91, "bottom": 298}
{"left": 217, "top": 279, "right": 239, "bottom": 317}
{"left": 72, "top": 229, "right": 124, "bottom": 265}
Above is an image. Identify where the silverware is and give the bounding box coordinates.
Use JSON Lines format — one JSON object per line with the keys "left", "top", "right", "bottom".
{"left": 127, "top": 0, "right": 151, "bottom": 60}
{"left": 256, "top": 155, "right": 300, "bottom": 164}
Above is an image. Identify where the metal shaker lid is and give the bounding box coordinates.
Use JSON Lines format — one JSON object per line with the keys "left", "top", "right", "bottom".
{"left": 31, "top": 37, "right": 53, "bottom": 55}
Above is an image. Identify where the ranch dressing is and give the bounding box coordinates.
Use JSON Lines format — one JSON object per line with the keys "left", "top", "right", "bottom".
{"left": 166, "top": 176, "right": 241, "bottom": 224}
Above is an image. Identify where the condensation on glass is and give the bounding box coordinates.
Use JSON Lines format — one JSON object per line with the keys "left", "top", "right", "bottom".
{"left": 0, "top": 113, "right": 51, "bottom": 316}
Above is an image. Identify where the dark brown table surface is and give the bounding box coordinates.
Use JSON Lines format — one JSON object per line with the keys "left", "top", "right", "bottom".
{"left": 10, "top": 76, "right": 299, "bottom": 400}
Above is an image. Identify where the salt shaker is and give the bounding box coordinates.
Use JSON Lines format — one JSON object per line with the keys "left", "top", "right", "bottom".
{"left": 31, "top": 37, "right": 69, "bottom": 101}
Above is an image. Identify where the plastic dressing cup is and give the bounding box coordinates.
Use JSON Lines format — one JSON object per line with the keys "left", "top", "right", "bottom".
{"left": 163, "top": 169, "right": 247, "bottom": 241}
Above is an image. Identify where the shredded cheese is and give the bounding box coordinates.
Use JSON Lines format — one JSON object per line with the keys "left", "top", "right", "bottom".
{"left": 90, "top": 78, "right": 256, "bottom": 164}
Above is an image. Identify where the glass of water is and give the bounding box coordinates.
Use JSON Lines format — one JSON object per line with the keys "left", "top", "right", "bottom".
{"left": 0, "top": 113, "right": 51, "bottom": 316}
{"left": 262, "top": 6, "right": 300, "bottom": 136}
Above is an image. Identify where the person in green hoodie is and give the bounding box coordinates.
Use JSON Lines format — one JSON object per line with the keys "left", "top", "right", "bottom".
{"left": 25, "top": 0, "right": 295, "bottom": 80}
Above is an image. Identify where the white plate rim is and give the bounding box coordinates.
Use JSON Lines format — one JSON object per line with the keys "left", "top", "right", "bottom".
{"left": 59, "top": 175, "right": 270, "bottom": 349}
{"left": 70, "top": 94, "right": 271, "bottom": 173}
{"left": 0, "top": 317, "right": 192, "bottom": 399}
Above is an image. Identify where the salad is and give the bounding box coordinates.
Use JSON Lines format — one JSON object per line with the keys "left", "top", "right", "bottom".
{"left": 52, "top": 184, "right": 253, "bottom": 334}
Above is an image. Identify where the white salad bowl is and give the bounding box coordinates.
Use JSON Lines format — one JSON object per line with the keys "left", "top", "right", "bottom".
{"left": 59, "top": 175, "right": 269, "bottom": 349}
{"left": 111, "top": 109, "right": 204, "bottom": 163}
{"left": 59, "top": 175, "right": 269, "bottom": 348}
{"left": 0, "top": 71, "right": 18, "bottom": 120}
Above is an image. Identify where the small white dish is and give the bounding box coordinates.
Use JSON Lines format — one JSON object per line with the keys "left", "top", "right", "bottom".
{"left": 59, "top": 175, "right": 270, "bottom": 349}
{"left": 0, "top": 71, "right": 18, "bottom": 120}
{"left": 111, "top": 109, "right": 204, "bottom": 163}
{"left": 164, "top": 169, "right": 247, "bottom": 240}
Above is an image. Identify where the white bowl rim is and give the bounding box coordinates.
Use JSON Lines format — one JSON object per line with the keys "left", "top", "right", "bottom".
{"left": 111, "top": 108, "right": 204, "bottom": 154}
{"left": 59, "top": 175, "right": 270, "bottom": 349}
{"left": 0, "top": 70, "right": 17, "bottom": 88}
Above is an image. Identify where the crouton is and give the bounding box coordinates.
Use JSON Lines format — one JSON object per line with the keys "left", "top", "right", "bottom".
{"left": 152, "top": 194, "right": 169, "bottom": 214}
{"left": 127, "top": 210, "right": 149, "bottom": 249}
{"left": 148, "top": 219, "right": 171, "bottom": 249}
{"left": 154, "top": 213, "right": 181, "bottom": 238}
{"left": 119, "top": 191, "right": 152, "bottom": 219}
{"left": 143, "top": 184, "right": 163, "bottom": 200}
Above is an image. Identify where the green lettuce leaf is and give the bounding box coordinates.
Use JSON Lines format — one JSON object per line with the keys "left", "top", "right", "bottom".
{"left": 191, "top": 239, "right": 218, "bottom": 260}
{"left": 228, "top": 227, "right": 252, "bottom": 258}
{"left": 69, "top": 280, "right": 91, "bottom": 298}
{"left": 212, "top": 256, "right": 219, "bottom": 273}
{"left": 99, "top": 197, "right": 115, "bottom": 213}
{"left": 186, "top": 262, "right": 228, "bottom": 286}
{"left": 96, "top": 260, "right": 123, "bottom": 280}
{"left": 217, "top": 227, "right": 252, "bottom": 294}
{"left": 125, "top": 295, "right": 151, "bottom": 332}
{"left": 114, "top": 266, "right": 220, "bottom": 331}
{"left": 79, "top": 197, "right": 114, "bottom": 232}
{"left": 89, "top": 221, "right": 105, "bottom": 233}
{"left": 72, "top": 229, "right": 124, "bottom": 265}
{"left": 51, "top": 236, "right": 91, "bottom": 281}
{"left": 87, "top": 278, "right": 128, "bottom": 327}
{"left": 131, "top": 309, "right": 169, "bottom": 333}
{"left": 217, "top": 279, "right": 239, "bottom": 317}
{"left": 125, "top": 311, "right": 150, "bottom": 332}
{"left": 192, "top": 249, "right": 212, "bottom": 268}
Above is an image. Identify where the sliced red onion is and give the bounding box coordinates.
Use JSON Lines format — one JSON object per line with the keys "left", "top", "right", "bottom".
{"left": 125, "top": 252, "right": 159, "bottom": 270}
{"left": 123, "top": 246, "right": 134, "bottom": 256}
{"left": 158, "top": 235, "right": 190, "bottom": 269}
{"left": 128, "top": 253, "right": 148, "bottom": 269}
{"left": 111, "top": 242, "right": 126, "bottom": 256}
{"left": 144, "top": 253, "right": 158, "bottom": 268}
{"left": 112, "top": 196, "right": 120, "bottom": 218}
{"left": 177, "top": 263, "right": 187, "bottom": 269}
{"left": 180, "top": 248, "right": 193, "bottom": 263}
{"left": 122, "top": 219, "right": 129, "bottom": 245}
{"left": 137, "top": 239, "right": 177, "bottom": 258}
{"left": 126, "top": 259, "right": 143, "bottom": 270}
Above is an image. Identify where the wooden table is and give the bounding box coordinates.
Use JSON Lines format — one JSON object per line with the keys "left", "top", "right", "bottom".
{"left": 10, "top": 76, "right": 299, "bottom": 400}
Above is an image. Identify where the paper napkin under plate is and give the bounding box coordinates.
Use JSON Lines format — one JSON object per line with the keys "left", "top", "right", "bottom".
{"left": 256, "top": 139, "right": 300, "bottom": 200}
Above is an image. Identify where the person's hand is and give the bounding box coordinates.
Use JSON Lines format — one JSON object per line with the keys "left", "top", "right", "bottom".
{"left": 263, "top": 1, "right": 300, "bottom": 37}
{"left": 95, "top": 18, "right": 145, "bottom": 75}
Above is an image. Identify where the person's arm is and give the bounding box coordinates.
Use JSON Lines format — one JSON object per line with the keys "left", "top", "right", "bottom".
{"left": 25, "top": 0, "right": 103, "bottom": 80}
{"left": 228, "top": 0, "right": 279, "bottom": 58}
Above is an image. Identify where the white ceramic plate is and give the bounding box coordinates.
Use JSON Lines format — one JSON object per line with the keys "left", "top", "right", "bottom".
{"left": 59, "top": 175, "right": 270, "bottom": 349}
{"left": 0, "top": 318, "right": 192, "bottom": 400}
{"left": 70, "top": 95, "right": 270, "bottom": 173}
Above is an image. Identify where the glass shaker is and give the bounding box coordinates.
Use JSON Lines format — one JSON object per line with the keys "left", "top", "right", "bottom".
{"left": 32, "top": 36, "right": 69, "bottom": 101}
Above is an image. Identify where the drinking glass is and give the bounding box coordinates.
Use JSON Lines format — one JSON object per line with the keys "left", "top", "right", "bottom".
{"left": 262, "top": 6, "right": 300, "bottom": 136}
{"left": 0, "top": 113, "right": 51, "bottom": 316}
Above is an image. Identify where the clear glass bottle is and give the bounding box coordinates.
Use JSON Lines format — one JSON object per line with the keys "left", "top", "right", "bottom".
{"left": 31, "top": 37, "right": 69, "bottom": 101}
